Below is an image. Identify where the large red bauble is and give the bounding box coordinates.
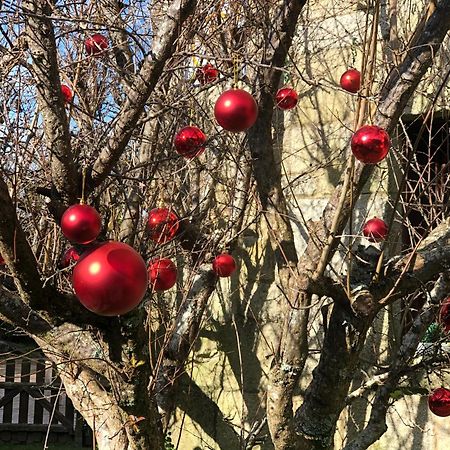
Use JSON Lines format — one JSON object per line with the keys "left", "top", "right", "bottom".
{"left": 174, "top": 126, "right": 206, "bottom": 158}
{"left": 428, "top": 388, "right": 450, "bottom": 417}
{"left": 197, "top": 63, "right": 219, "bottom": 85}
{"left": 61, "top": 204, "right": 102, "bottom": 245}
{"left": 60, "top": 247, "right": 81, "bottom": 269}
{"left": 61, "top": 84, "right": 74, "bottom": 103}
{"left": 439, "top": 297, "right": 450, "bottom": 333}
{"left": 362, "top": 217, "right": 388, "bottom": 242}
{"left": 85, "top": 33, "right": 109, "bottom": 56}
{"left": 147, "top": 208, "right": 180, "bottom": 244}
{"left": 72, "top": 241, "right": 148, "bottom": 316}
{"left": 275, "top": 87, "right": 298, "bottom": 110}
{"left": 148, "top": 258, "right": 177, "bottom": 292}
{"left": 351, "top": 125, "right": 390, "bottom": 164}
{"left": 212, "top": 254, "right": 237, "bottom": 277}
{"left": 340, "top": 68, "right": 361, "bottom": 93}
{"left": 214, "top": 89, "right": 258, "bottom": 132}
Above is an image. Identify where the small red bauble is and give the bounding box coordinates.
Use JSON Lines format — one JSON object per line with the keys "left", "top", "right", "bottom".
{"left": 61, "top": 204, "right": 102, "bottom": 245}
{"left": 85, "top": 33, "right": 109, "bottom": 56}
{"left": 0, "top": 254, "right": 5, "bottom": 265}
{"left": 197, "top": 63, "right": 219, "bottom": 85}
{"left": 174, "top": 126, "right": 206, "bottom": 158}
{"left": 212, "top": 254, "right": 237, "bottom": 277}
{"left": 363, "top": 217, "right": 388, "bottom": 242}
{"left": 439, "top": 297, "right": 450, "bottom": 333}
{"left": 214, "top": 89, "right": 258, "bottom": 132}
{"left": 72, "top": 241, "right": 148, "bottom": 316}
{"left": 148, "top": 258, "right": 177, "bottom": 292}
{"left": 275, "top": 87, "right": 298, "bottom": 110}
{"left": 351, "top": 125, "right": 390, "bottom": 164}
{"left": 60, "top": 247, "right": 81, "bottom": 268}
{"left": 340, "top": 69, "right": 361, "bottom": 93}
{"left": 61, "top": 84, "right": 74, "bottom": 103}
{"left": 147, "top": 208, "right": 180, "bottom": 244}
{"left": 428, "top": 388, "right": 450, "bottom": 417}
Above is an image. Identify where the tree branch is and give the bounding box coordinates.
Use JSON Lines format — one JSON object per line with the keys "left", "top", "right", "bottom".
{"left": 89, "top": 0, "right": 197, "bottom": 189}
{"left": 22, "top": 0, "right": 79, "bottom": 203}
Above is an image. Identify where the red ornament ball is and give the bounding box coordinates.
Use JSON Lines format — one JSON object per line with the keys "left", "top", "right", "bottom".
{"left": 60, "top": 247, "right": 81, "bottom": 269}
{"left": 340, "top": 68, "right": 361, "bottom": 93}
{"left": 174, "top": 126, "right": 206, "bottom": 158}
{"left": 61, "top": 204, "right": 102, "bottom": 245}
{"left": 212, "top": 254, "right": 237, "bottom": 277}
{"left": 363, "top": 217, "right": 388, "bottom": 242}
{"left": 61, "top": 84, "right": 74, "bottom": 103}
{"left": 439, "top": 297, "right": 450, "bottom": 333}
{"left": 214, "top": 89, "right": 258, "bottom": 132}
{"left": 0, "top": 254, "right": 5, "bottom": 266}
{"left": 428, "top": 388, "right": 450, "bottom": 417}
{"left": 147, "top": 208, "right": 180, "bottom": 244}
{"left": 72, "top": 241, "right": 148, "bottom": 316}
{"left": 197, "top": 63, "right": 219, "bottom": 85}
{"left": 351, "top": 125, "right": 390, "bottom": 164}
{"left": 148, "top": 258, "right": 177, "bottom": 292}
{"left": 85, "top": 33, "right": 109, "bottom": 56}
{"left": 275, "top": 87, "right": 298, "bottom": 110}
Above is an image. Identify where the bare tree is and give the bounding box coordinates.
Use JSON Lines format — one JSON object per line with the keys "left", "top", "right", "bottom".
{"left": 0, "top": 0, "right": 450, "bottom": 449}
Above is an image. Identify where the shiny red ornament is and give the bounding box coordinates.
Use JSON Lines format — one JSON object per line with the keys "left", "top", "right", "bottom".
{"left": 428, "top": 388, "right": 450, "bottom": 417}
{"left": 148, "top": 258, "right": 177, "bottom": 292}
{"left": 85, "top": 33, "right": 109, "bottom": 56}
{"left": 72, "top": 241, "right": 148, "bottom": 316}
{"left": 0, "top": 254, "right": 4, "bottom": 265}
{"left": 351, "top": 125, "right": 390, "bottom": 164}
{"left": 363, "top": 217, "right": 388, "bottom": 242}
{"left": 197, "top": 63, "right": 219, "bottom": 85}
{"left": 147, "top": 208, "right": 179, "bottom": 244}
{"left": 174, "top": 126, "right": 206, "bottom": 158}
{"left": 61, "top": 84, "right": 74, "bottom": 103}
{"left": 61, "top": 204, "right": 102, "bottom": 245}
{"left": 212, "top": 254, "right": 236, "bottom": 277}
{"left": 60, "top": 247, "right": 81, "bottom": 269}
{"left": 340, "top": 68, "right": 361, "bottom": 93}
{"left": 439, "top": 297, "right": 450, "bottom": 333}
{"left": 275, "top": 87, "right": 298, "bottom": 110}
{"left": 214, "top": 89, "right": 258, "bottom": 132}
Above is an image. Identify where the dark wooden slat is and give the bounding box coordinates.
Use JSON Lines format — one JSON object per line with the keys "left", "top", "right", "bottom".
{"left": 33, "top": 360, "right": 45, "bottom": 425}
{"left": 19, "top": 359, "right": 30, "bottom": 423}
{"left": 24, "top": 387, "right": 74, "bottom": 431}
{"left": 0, "top": 390, "right": 18, "bottom": 409}
{"left": 3, "top": 359, "right": 16, "bottom": 423}
{"left": 0, "top": 423, "right": 68, "bottom": 433}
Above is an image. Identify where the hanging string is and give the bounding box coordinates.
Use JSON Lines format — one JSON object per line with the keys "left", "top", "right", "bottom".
{"left": 232, "top": 53, "right": 239, "bottom": 88}
{"left": 80, "top": 167, "right": 86, "bottom": 205}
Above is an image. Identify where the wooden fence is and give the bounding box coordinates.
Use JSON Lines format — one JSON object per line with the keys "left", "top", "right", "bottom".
{"left": 0, "top": 354, "right": 90, "bottom": 446}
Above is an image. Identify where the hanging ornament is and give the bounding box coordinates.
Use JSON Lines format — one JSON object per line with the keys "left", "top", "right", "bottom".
{"left": 174, "top": 126, "right": 206, "bottom": 158}
{"left": 363, "top": 217, "right": 388, "bottom": 242}
{"left": 275, "top": 87, "right": 298, "bottom": 110}
{"left": 351, "top": 125, "right": 390, "bottom": 164}
{"left": 72, "top": 241, "right": 148, "bottom": 316}
{"left": 61, "top": 84, "right": 74, "bottom": 103}
{"left": 148, "top": 258, "right": 177, "bottom": 292}
{"left": 61, "top": 204, "right": 102, "bottom": 245}
{"left": 340, "top": 68, "right": 361, "bottom": 93}
{"left": 196, "top": 63, "right": 219, "bottom": 85}
{"left": 212, "top": 254, "right": 237, "bottom": 277}
{"left": 428, "top": 388, "right": 450, "bottom": 417}
{"left": 214, "top": 89, "right": 258, "bottom": 132}
{"left": 85, "top": 33, "right": 109, "bottom": 56}
{"left": 147, "top": 208, "right": 180, "bottom": 244}
{"left": 439, "top": 297, "right": 450, "bottom": 333}
{"left": 60, "top": 247, "right": 81, "bottom": 269}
